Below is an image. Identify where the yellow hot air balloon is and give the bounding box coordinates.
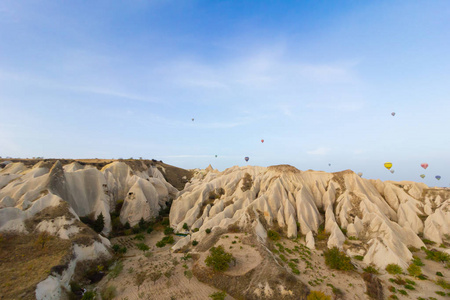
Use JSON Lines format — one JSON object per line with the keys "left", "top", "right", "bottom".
{"left": 384, "top": 162, "right": 392, "bottom": 170}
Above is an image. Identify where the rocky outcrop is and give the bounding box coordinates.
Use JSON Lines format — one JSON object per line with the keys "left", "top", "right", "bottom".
{"left": 170, "top": 165, "right": 450, "bottom": 271}
{"left": 0, "top": 159, "right": 182, "bottom": 300}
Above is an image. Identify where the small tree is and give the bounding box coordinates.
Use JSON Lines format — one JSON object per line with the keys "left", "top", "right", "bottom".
{"left": 205, "top": 245, "right": 234, "bottom": 272}
{"left": 149, "top": 270, "right": 162, "bottom": 284}
{"left": 183, "top": 223, "right": 189, "bottom": 231}
{"left": 93, "top": 213, "right": 105, "bottom": 233}
{"left": 135, "top": 272, "right": 146, "bottom": 290}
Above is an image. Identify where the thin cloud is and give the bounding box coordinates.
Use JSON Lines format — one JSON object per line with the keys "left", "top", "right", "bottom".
{"left": 307, "top": 147, "right": 330, "bottom": 155}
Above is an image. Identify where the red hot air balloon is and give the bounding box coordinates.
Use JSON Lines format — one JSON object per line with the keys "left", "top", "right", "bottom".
{"left": 261, "top": 139, "right": 264, "bottom": 143}
{"left": 244, "top": 157, "right": 249, "bottom": 162}
{"left": 421, "top": 163, "right": 428, "bottom": 169}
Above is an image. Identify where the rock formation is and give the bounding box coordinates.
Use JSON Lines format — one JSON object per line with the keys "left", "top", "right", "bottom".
{"left": 170, "top": 165, "right": 450, "bottom": 270}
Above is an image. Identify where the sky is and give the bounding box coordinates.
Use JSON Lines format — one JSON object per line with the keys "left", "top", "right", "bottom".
{"left": 0, "top": 1, "right": 449, "bottom": 186}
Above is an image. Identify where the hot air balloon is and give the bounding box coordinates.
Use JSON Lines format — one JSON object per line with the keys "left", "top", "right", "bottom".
{"left": 435, "top": 175, "right": 441, "bottom": 180}
{"left": 328, "top": 163, "right": 331, "bottom": 167}
{"left": 192, "top": 118, "right": 194, "bottom": 121}
{"left": 420, "top": 174, "right": 425, "bottom": 178}
{"left": 391, "top": 112, "right": 395, "bottom": 116}
{"left": 384, "top": 162, "right": 393, "bottom": 170}
{"left": 215, "top": 155, "right": 217, "bottom": 158}
{"left": 244, "top": 157, "right": 249, "bottom": 162}
{"left": 390, "top": 170, "right": 395, "bottom": 174}
{"left": 357, "top": 172, "right": 363, "bottom": 177}
{"left": 421, "top": 163, "right": 428, "bottom": 169}
{"left": 261, "top": 139, "right": 264, "bottom": 143}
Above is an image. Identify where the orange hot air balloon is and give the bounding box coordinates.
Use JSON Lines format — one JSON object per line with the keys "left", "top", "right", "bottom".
{"left": 384, "top": 162, "right": 393, "bottom": 170}
{"left": 421, "top": 163, "right": 428, "bottom": 169}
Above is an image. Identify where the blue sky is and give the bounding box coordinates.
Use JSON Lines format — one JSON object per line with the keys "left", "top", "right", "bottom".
{"left": 1, "top": 1, "right": 449, "bottom": 186}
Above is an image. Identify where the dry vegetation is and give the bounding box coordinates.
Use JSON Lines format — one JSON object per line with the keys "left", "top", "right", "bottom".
{"left": 0, "top": 233, "right": 72, "bottom": 300}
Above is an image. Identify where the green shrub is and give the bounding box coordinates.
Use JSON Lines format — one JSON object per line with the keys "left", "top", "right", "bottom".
{"left": 192, "top": 240, "right": 198, "bottom": 246}
{"left": 134, "top": 233, "right": 145, "bottom": 241}
{"left": 398, "top": 289, "right": 407, "bottom": 295}
{"left": 404, "top": 284, "right": 415, "bottom": 290}
{"left": 183, "top": 223, "right": 189, "bottom": 230}
{"left": 81, "top": 291, "right": 95, "bottom": 300}
{"left": 348, "top": 236, "right": 358, "bottom": 240}
{"left": 436, "top": 271, "right": 443, "bottom": 277}
{"left": 435, "top": 278, "right": 450, "bottom": 289}
{"left": 162, "top": 235, "right": 174, "bottom": 244}
{"left": 353, "top": 255, "right": 364, "bottom": 261}
{"left": 136, "top": 243, "right": 149, "bottom": 252}
{"left": 412, "top": 256, "right": 424, "bottom": 266}
{"left": 307, "top": 291, "right": 331, "bottom": 300}
{"left": 209, "top": 291, "right": 226, "bottom": 300}
{"left": 268, "top": 230, "right": 281, "bottom": 241}
{"left": 323, "top": 247, "right": 355, "bottom": 271}
{"left": 100, "top": 285, "right": 117, "bottom": 300}
{"left": 124, "top": 222, "right": 130, "bottom": 229}
{"left": 435, "top": 291, "right": 445, "bottom": 296}
{"left": 205, "top": 245, "right": 234, "bottom": 272}
{"left": 385, "top": 264, "right": 403, "bottom": 275}
{"left": 161, "top": 218, "right": 170, "bottom": 226}
{"left": 164, "top": 227, "right": 174, "bottom": 235}
{"left": 138, "top": 217, "right": 147, "bottom": 230}
{"left": 156, "top": 240, "right": 166, "bottom": 248}
{"left": 279, "top": 254, "right": 287, "bottom": 262}
{"left": 388, "top": 286, "right": 396, "bottom": 293}
{"left": 363, "top": 266, "right": 379, "bottom": 274}
{"left": 407, "top": 263, "right": 422, "bottom": 277}
{"left": 146, "top": 226, "right": 153, "bottom": 234}
{"left": 132, "top": 225, "right": 140, "bottom": 234}
{"left": 423, "top": 248, "right": 449, "bottom": 263}
{"left": 193, "top": 228, "right": 199, "bottom": 232}
{"left": 388, "top": 295, "right": 398, "bottom": 300}
{"left": 405, "top": 279, "right": 415, "bottom": 285}
{"left": 422, "top": 238, "right": 436, "bottom": 245}
{"left": 112, "top": 244, "right": 121, "bottom": 252}
{"left": 206, "top": 228, "right": 211, "bottom": 234}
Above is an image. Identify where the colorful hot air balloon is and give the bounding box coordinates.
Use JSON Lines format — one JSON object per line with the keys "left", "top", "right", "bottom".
{"left": 261, "top": 139, "right": 264, "bottom": 143}
{"left": 384, "top": 162, "right": 393, "bottom": 170}
{"left": 390, "top": 170, "right": 395, "bottom": 174}
{"left": 420, "top": 174, "right": 425, "bottom": 178}
{"left": 391, "top": 112, "right": 395, "bottom": 116}
{"left": 357, "top": 172, "right": 363, "bottom": 177}
{"left": 244, "top": 157, "right": 249, "bottom": 162}
{"left": 435, "top": 175, "right": 441, "bottom": 180}
{"left": 421, "top": 163, "right": 428, "bottom": 169}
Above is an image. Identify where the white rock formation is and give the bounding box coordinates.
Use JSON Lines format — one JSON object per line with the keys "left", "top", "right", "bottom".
{"left": 170, "top": 165, "right": 450, "bottom": 270}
